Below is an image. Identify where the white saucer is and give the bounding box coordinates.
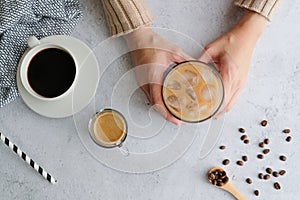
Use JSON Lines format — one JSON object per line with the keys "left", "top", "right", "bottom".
{"left": 16, "top": 35, "right": 100, "bottom": 118}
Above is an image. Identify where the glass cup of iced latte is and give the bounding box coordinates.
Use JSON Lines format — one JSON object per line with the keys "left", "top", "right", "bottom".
{"left": 162, "top": 61, "right": 224, "bottom": 123}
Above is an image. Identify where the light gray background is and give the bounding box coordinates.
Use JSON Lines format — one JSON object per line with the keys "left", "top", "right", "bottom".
{"left": 1, "top": 0, "right": 299, "bottom": 199}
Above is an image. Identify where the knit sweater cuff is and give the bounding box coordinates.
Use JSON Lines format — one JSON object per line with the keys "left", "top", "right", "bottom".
{"left": 102, "top": 0, "right": 154, "bottom": 37}
{"left": 234, "top": 0, "right": 280, "bottom": 21}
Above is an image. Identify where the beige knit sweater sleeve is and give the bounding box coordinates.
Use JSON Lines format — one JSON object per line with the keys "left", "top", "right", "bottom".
{"left": 101, "top": 0, "right": 153, "bottom": 37}
{"left": 235, "top": 0, "right": 280, "bottom": 20}
{"left": 102, "top": 0, "right": 279, "bottom": 37}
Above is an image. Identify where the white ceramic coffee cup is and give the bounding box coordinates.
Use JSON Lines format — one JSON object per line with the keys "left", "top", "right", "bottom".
{"left": 19, "top": 36, "right": 78, "bottom": 101}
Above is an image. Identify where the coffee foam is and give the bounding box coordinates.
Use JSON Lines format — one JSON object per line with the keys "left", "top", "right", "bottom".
{"left": 91, "top": 110, "right": 126, "bottom": 146}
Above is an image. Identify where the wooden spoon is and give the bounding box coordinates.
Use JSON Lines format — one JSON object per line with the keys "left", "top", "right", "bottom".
{"left": 207, "top": 167, "right": 247, "bottom": 200}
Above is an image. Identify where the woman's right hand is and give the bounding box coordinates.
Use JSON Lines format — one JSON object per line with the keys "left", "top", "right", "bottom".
{"left": 124, "top": 27, "right": 194, "bottom": 125}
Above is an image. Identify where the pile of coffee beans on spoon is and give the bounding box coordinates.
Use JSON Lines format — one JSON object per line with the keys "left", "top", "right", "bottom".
{"left": 207, "top": 168, "right": 229, "bottom": 187}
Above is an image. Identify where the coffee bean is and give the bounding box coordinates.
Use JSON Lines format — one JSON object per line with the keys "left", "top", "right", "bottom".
{"left": 272, "top": 171, "right": 279, "bottom": 177}
{"left": 263, "top": 149, "right": 270, "bottom": 154}
{"left": 220, "top": 171, "right": 227, "bottom": 177}
{"left": 222, "top": 159, "right": 230, "bottom": 165}
{"left": 261, "top": 120, "right": 268, "bottom": 127}
{"left": 286, "top": 136, "right": 292, "bottom": 142}
{"left": 222, "top": 177, "right": 229, "bottom": 183}
{"left": 212, "top": 179, "right": 217, "bottom": 185}
{"left": 264, "top": 138, "right": 270, "bottom": 145}
{"left": 279, "top": 155, "right": 287, "bottom": 161}
{"left": 242, "top": 156, "right": 248, "bottom": 162}
{"left": 264, "top": 174, "right": 270, "bottom": 180}
{"left": 239, "top": 128, "right": 246, "bottom": 133}
{"left": 246, "top": 178, "right": 252, "bottom": 184}
{"left": 208, "top": 173, "right": 215, "bottom": 180}
{"left": 241, "top": 135, "right": 247, "bottom": 141}
{"left": 217, "top": 181, "right": 223, "bottom": 187}
{"left": 274, "top": 182, "right": 281, "bottom": 190}
{"left": 257, "top": 154, "right": 264, "bottom": 159}
{"left": 279, "top": 170, "right": 286, "bottom": 176}
{"left": 236, "top": 160, "right": 244, "bottom": 166}
{"left": 244, "top": 139, "right": 250, "bottom": 144}
{"left": 219, "top": 145, "right": 226, "bottom": 150}
{"left": 259, "top": 142, "right": 264, "bottom": 148}
{"left": 254, "top": 190, "right": 259, "bottom": 196}
{"left": 266, "top": 168, "right": 272, "bottom": 174}
{"left": 258, "top": 173, "right": 264, "bottom": 179}
{"left": 283, "top": 129, "right": 290, "bottom": 134}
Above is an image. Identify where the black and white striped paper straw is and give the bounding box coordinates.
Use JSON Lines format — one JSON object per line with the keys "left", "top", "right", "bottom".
{"left": 0, "top": 132, "right": 57, "bottom": 184}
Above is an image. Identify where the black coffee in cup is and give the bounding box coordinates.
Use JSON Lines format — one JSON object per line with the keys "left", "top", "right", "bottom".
{"left": 27, "top": 48, "right": 76, "bottom": 98}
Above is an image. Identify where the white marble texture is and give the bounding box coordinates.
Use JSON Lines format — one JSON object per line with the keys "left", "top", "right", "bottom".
{"left": 1, "top": 0, "right": 300, "bottom": 199}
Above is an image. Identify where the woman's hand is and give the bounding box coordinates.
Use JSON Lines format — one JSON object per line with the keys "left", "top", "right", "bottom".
{"left": 124, "top": 27, "right": 193, "bottom": 125}
{"left": 199, "top": 11, "right": 267, "bottom": 113}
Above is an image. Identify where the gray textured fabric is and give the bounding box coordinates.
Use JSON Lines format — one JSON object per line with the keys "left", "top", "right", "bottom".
{"left": 0, "top": 0, "right": 82, "bottom": 107}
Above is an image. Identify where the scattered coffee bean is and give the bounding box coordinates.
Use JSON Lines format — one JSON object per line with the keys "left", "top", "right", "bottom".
{"left": 222, "top": 159, "right": 230, "bottom": 165}
{"left": 239, "top": 128, "right": 246, "bottom": 133}
{"left": 279, "top": 155, "right": 287, "bottom": 161}
{"left": 282, "top": 129, "right": 290, "bottom": 134}
{"left": 266, "top": 168, "right": 272, "bottom": 174}
{"left": 286, "top": 136, "right": 292, "bottom": 142}
{"left": 264, "top": 138, "right": 270, "bottom": 145}
{"left": 236, "top": 160, "right": 244, "bottom": 166}
{"left": 254, "top": 190, "right": 259, "bottom": 196}
{"left": 242, "top": 156, "right": 248, "bottom": 162}
{"left": 246, "top": 178, "right": 252, "bottom": 184}
{"left": 274, "top": 182, "right": 281, "bottom": 190}
{"left": 244, "top": 139, "right": 250, "bottom": 144}
{"left": 279, "top": 170, "right": 286, "bottom": 176}
{"left": 259, "top": 142, "right": 265, "bottom": 148}
{"left": 241, "top": 135, "right": 247, "bottom": 141}
{"left": 257, "top": 154, "right": 264, "bottom": 159}
{"left": 261, "top": 120, "right": 268, "bottom": 127}
{"left": 219, "top": 145, "right": 226, "bottom": 150}
{"left": 272, "top": 171, "right": 279, "bottom": 178}
{"left": 264, "top": 174, "right": 270, "bottom": 180}
{"left": 263, "top": 149, "right": 270, "bottom": 154}
{"left": 258, "top": 173, "right": 264, "bottom": 179}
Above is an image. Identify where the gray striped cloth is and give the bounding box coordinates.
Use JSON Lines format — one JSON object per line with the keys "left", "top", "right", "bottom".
{"left": 0, "top": 0, "right": 82, "bottom": 108}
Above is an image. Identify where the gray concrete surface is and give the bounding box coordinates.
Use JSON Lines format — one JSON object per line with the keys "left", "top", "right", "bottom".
{"left": 1, "top": 0, "right": 300, "bottom": 199}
